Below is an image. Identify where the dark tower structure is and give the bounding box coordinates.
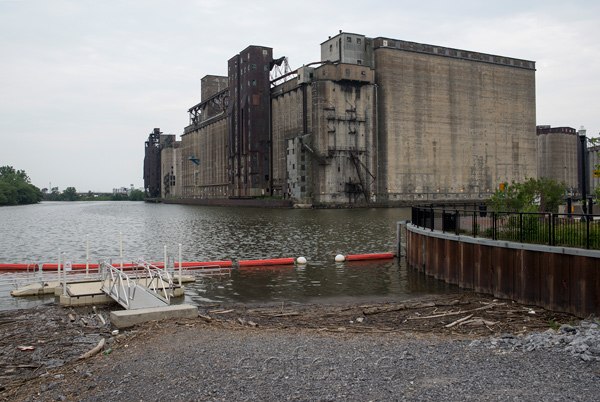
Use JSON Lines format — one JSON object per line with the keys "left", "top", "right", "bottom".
{"left": 143, "top": 128, "right": 162, "bottom": 198}
{"left": 227, "top": 46, "right": 273, "bottom": 197}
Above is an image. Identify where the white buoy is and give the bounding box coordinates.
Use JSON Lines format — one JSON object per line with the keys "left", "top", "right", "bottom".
{"left": 335, "top": 254, "right": 345, "bottom": 262}
{"left": 297, "top": 256, "right": 307, "bottom": 264}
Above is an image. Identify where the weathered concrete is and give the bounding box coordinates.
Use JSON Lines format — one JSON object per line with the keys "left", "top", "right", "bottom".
{"left": 536, "top": 126, "right": 578, "bottom": 191}
{"left": 110, "top": 304, "right": 198, "bottom": 329}
{"left": 374, "top": 42, "right": 537, "bottom": 203}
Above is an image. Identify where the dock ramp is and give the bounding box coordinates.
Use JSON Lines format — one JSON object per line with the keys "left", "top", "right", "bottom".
{"left": 100, "top": 260, "right": 175, "bottom": 310}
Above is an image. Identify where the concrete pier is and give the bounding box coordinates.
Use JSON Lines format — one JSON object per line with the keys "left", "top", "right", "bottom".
{"left": 110, "top": 304, "right": 198, "bottom": 328}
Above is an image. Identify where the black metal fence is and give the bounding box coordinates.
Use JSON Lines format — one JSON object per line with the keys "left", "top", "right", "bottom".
{"left": 411, "top": 203, "right": 600, "bottom": 249}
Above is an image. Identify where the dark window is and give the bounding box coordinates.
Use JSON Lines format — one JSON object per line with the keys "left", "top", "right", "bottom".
{"left": 347, "top": 37, "right": 351, "bottom": 43}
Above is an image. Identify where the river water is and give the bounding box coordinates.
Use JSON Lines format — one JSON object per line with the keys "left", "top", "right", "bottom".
{"left": 0, "top": 201, "right": 457, "bottom": 310}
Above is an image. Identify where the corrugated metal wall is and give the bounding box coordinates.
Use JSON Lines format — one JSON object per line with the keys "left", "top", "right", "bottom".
{"left": 406, "top": 227, "right": 600, "bottom": 318}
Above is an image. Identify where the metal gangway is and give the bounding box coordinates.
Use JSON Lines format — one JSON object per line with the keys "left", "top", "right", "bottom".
{"left": 99, "top": 259, "right": 175, "bottom": 310}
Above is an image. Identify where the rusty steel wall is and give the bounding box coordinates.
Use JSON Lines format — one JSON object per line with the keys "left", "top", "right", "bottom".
{"left": 406, "top": 227, "right": 600, "bottom": 318}
{"left": 228, "top": 46, "right": 273, "bottom": 198}
{"left": 143, "top": 128, "right": 162, "bottom": 198}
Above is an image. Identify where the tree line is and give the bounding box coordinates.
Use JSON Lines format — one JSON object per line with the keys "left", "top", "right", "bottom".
{"left": 1, "top": 165, "right": 145, "bottom": 205}
{"left": 44, "top": 187, "right": 145, "bottom": 201}
{"left": 0, "top": 166, "right": 43, "bottom": 205}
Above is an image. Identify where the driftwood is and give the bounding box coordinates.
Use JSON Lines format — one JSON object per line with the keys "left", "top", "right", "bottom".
{"left": 362, "top": 300, "right": 467, "bottom": 316}
{"left": 209, "top": 309, "right": 234, "bottom": 314}
{"left": 408, "top": 302, "right": 506, "bottom": 320}
{"left": 363, "top": 304, "right": 406, "bottom": 315}
{"left": 198, "top": 314, "right": 212, "bottom": 322}
{"left": 78, "top": 338, "right": 105, "bottom": 360}
{"left": 445, "top": 314, "right": 474, "bottom": 328}
{"left": 270, "top": 312, "right": 300, "bottom": 317}
{"left": 92, "top": 306, "right": 106, "bottom": 326}
{"left": 459, "top": 319, "right": 498, "bottom": 327}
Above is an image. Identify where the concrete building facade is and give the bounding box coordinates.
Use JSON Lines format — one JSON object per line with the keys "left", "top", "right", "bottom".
{"left": 370, "top": 36, "right": 537, "bottom": 202}
{"left": 149, "top": 32, "right": 538, "bottom": 206}
{"left": 160, "top": 136, "right": 182, "bottom": 199}
{"left": 536, "top": 126, "right": 578, "bottom": 193}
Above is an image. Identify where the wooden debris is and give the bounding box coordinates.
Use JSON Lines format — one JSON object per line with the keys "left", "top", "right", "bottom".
{"left": 209, "top": 309, "right": 234, "bottom": 314}
{"left": 68, "top": 314, "right": 75, "bottom": 322}
{"left": 363, "top": 304, "right": 406, "bottom": 315}
{"left": 445, "top": 314, "right": 474, "bottom": 328}
{"left": 459, "top": 319, "right": 498, "bottom": 327}
{"left": 93, "top": 306, "right": 106, "bottom": 326}
{"left": 198, "top": 314, "right": 212, "bottom": 322}
{"left": 408, "top": 302, "right": 506, "bottom": 320}
{"left": 78, "top": 338, "right": 105, "bottom": 360}
{"left": 270, "top": 312, "right": 300, "bottom": 317}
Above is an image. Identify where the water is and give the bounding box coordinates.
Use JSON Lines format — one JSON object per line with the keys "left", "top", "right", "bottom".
{"left": 0, "top": 201, "right": 457, "bottom": 310}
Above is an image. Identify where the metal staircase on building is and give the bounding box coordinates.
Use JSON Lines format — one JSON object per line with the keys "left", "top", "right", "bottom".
{"left": 100, "top": 260, "right": 175, "bottom": 310}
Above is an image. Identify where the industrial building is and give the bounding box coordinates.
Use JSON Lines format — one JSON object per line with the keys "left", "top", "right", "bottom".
{"left": 536, "top": 126, "right": 579, "bottom": 193}
{"left": 143, "top": 128, "right": 181, "bottom": 199}
{"left": 144, "top": 32, "right": 539, "bottom": 206}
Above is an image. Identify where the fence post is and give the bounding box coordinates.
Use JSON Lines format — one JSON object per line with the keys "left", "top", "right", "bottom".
{"left": 519, "top": 213, "right": 523, "bottom": 243}
{"left": 455, "top": 210, "right": 459, "bottom": 235}
{"left": 473, "top": 210, "right": 477, "bottom": 238}
{"left": 492, "top": 211, "right": 496, "bottom": 240}
{"left": 587, "top": 217, "right": 590, "bottom": 249}
{"left": 430, "top": 206, "right": 434, "bottom": 231}
{"left": 442, "top": 207, "right": 446, "bottom": 233}
{"left": 549, "top": 213, "right": 554, "bottom": 246}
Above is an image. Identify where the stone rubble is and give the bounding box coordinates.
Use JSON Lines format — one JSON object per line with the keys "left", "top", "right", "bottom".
{"left": 472, "top": 318, "right": 600, "bottom": 361}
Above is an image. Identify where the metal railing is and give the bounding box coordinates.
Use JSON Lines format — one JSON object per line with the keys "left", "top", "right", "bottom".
{"left": 135, "top": 259, "right": 175, "bottom": 303}
{"left": 99, "top": 259, "right": 175, "bottom": 309}
{"left": 412, "top": 204, "right": 600, "bottom": 249}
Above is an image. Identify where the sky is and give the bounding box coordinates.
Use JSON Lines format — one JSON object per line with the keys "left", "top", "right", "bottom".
{"left": 1, "top": 0, "right": 598, "bottom": 193}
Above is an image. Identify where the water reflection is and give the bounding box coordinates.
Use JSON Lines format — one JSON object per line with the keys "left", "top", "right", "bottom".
{"left": 0, "top": 202, "right": 459, "bottom": 310}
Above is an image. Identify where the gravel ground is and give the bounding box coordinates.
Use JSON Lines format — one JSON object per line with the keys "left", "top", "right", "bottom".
{"left": 1, "top": 294, "right": 599, "bottom": 401}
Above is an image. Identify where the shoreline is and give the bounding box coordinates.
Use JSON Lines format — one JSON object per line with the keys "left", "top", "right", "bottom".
{"left": 3, "top": 291, "right": 599, "bottom": 400}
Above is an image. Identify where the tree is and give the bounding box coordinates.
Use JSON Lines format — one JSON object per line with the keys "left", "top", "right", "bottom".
{"left": 129, "top": 189, "right": 145, "bottom": 201}
{"left": 487, "top": 177, "right": 567, "bottom": 213}
{"left": 0, "top": 166, "right": 42, "bottom": 205}
{"left": 0, "top": 166, "right": 30, "bottom": 183}
{"left": 62, "top": 187, "right": 78, "bottom": 201}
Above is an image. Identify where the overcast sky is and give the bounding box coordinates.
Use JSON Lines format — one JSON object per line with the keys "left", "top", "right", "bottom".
{"left": 1, "top": 0, "right": 598, "bottom": 193}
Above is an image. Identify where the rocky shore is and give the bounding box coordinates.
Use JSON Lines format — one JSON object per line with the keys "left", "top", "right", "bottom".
{"left": 1, "top": 292, "right": 599, "bottom": 401}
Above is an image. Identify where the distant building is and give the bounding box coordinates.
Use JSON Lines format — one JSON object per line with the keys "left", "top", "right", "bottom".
{"left": 143, "top": 128, "right": 181, "bottom": 198}
{"left": 536, "top": 126, "right": 578, "bottom": 193}
{"left": 143, "top": 128, "right": 162, "bottom": 198}
{"left": 160, "top": 135, "right": 182, "bottom": 198}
